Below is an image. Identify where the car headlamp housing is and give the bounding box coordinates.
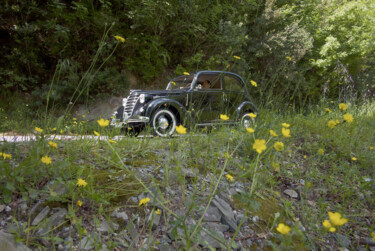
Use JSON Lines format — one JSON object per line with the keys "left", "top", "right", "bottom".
{"left": 139, "top": 94, "right": 145, "bottom": 103}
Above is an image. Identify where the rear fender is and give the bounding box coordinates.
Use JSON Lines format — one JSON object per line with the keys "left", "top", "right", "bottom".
{"left": 236, "top": 102, "right": 257, "bottom": 119}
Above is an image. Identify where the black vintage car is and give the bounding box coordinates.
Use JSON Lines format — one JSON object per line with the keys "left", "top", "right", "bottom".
{"left": 111, "top": 71, "right": 257, "bottom": 136}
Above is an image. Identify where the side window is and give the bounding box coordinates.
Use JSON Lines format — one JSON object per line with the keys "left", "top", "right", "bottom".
{"left": 195, "top": 74, "right": 221, "bottom": 90}
{"left": 223, "top": 75, "right": 243, "bottom": 92}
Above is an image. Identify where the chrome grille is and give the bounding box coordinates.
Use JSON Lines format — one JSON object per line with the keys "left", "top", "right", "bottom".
{"left": 124, "top": 91, "right": 139, "bottom": 117}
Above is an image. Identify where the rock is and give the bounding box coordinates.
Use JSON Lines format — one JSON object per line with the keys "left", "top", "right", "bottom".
{"left": 32, "top": 206, "right": 50, "bottom": 226}
{"left": 18, "top": 203, "right": 28, "bottom": 213}
{"left": 212, "top": 196, "right": 238, "bottom": 232}
{"left": 111, "top": 210, "right": 129, "bottom": 222}
{"left": 147, "top": 211, "right": 161, "bottom": 230}
{"left": 199, "top": 228, "right": 225, "bottom": 249}
{"left": 30, "top": 201, "right": 44, "bottom": 216}
{"left": 0, "top": 205, "right": 5, "bottom": 213}
{"left": 283, "top": 189, "right": 298, "bottom": 199}
{"left": 127, "top": 221, "right": 139, "bottom": 243}
{"left": 37, "top": 208, "right": 67, "bottom": 236}
{"left": 147, "top": 185, "right": 162, "bottom": 208}
{"left": 97, "top": 220, "right": 119, "bottom": 233}
{"left": 335, "top": 233, "right": 351, "bottom": 248}
{"left": 45, "top": 180, "right": 68, "bottom": 196}
{"left": 0, "top": 230, "right": 32, "bottom": 251}
{"left": 5, "top": 206, "right": 11, "bottom": 213}
{"left": 197, "top": 206, "right": 221, "bottom": 222}
{"left": 203, "top": 222, "right": 229, "bottom": 233}
{"left": 236, "top": 213, "right": 247, "bottom": 225}
{"left": 79, "top": 236, "right": 94, "bottom": 250}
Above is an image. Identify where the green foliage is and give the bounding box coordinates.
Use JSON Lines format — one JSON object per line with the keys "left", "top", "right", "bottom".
{"left": 0, "top": 0, "right": 374, "bottom": 107}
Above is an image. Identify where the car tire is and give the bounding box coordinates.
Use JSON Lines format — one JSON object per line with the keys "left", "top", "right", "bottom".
{"left": 150, "top": 109, "right": 177, "bottom": 137}
{"left": 241, "top": 112, "right": 255, "bottom": 129}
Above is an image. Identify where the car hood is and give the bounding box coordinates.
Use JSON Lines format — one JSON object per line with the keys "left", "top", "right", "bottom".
{"left": 131, "top": 90, "right": 187, "bottom": 96}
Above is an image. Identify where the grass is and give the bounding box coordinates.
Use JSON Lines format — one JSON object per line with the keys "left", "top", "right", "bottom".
{"left": 0, "top": 99, "right": 374, "bottom": 250}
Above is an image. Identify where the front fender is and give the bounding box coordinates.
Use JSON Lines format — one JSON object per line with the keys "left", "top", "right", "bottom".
{"left": 236, "top": 101, "right": 257, "bottom": 119}
{"left": 145, "top": 98, "right": 187, "bottom": 123}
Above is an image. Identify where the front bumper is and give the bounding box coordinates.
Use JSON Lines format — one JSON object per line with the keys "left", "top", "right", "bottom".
{"left": 110, "top": 116, "right": 150, "bottom": 128}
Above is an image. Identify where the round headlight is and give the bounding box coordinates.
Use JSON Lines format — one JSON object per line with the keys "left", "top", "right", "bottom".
{"left": 139, "top": 94, "right": 145, "bottom": 103}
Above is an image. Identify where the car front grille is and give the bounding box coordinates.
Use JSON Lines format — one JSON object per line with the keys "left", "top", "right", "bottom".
{"left": 124, "top": 91, "right": 139, "bottom": 117}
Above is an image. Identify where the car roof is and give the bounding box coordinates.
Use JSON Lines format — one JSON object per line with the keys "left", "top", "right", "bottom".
{"left": 185, "top": 70, "right": 244, "bottom": 81}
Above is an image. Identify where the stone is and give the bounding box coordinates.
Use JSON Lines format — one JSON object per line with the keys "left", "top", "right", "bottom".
{"left": 199, "top": 228, "right": 225, "bottom": 249}
{"left": 5, "top": 206, "right": 11, "bottom": 213}
{"left": 203, "top": 222, "right": 229, "bottom": 233}
{"left": 37, "top": 208, "right": 67, "bottom": 236}
{"left": 97, "top": 220, "right": 119, "bottom": 233}
{"left": 79, "top": 236, "right": 94, "bottom": 250}
{"left": 111, "top": 210, "right": 129, "bottom": 222}
{"left": 147, "top": 185, "right": 163, "bottom": 208}
{"left": 212, "top": 196, "right": 238, "bottom": 232}
{"left": 45, "top": 180, "right": 68, "bottom": 196}
{"left": 0, "top": 205, "right": 5, "bottom": 213}
{"left": 32, "top": 206, "right": 50, "bottom": 226}
{"left": 30, "top": 201, "right": 44, "bottom": 216}
{"left": 147, "top": 211, "right": 161, "bottom": 230}
{"left": 198, "top": 206, "right": 221, "bottom": 222}
{"left": 127, "top": 221, "right": 139, "bottom": 243}
{"left": 0, "top": 230, "right": 32, "bottom": 251}
{"left": 335, "top": 233, "right": 351, "bottom": 248}
{"left": 236, "top": 213, "right": 248, "bottom": 225}
{"left": 283, "top": 189, "right": 298, "bottom": 199}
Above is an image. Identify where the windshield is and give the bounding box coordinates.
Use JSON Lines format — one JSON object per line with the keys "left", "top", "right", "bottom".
{"left": 166, "top": 74, "right": 195, "bottom": 90}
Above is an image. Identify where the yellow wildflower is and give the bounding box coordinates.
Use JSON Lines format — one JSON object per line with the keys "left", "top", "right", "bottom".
{"left": 41, "top": 156, "right": 52, "bottom": 164}
{"left": 1, "top": 153, "right": 11, "bottom": 160}
{"left": 304, "top": 155, "right": 307, "bottom": 159}
{"left": 97, "top": 118, "right": 109, "bottom": 127}
{"left": 183, "top": 72, "right": 190, "bottom": 76}
{"left": 77, "top": 200, "right": 83, "bottom": 207}
{"left": 318, "top": 148, "right": 325, "bottom": 155}
{"left": 109, "top": 140, "right": 116, "bottom": 143}
{"left": 225, "top": 174, "right": 234, "bottom": 182}
{"left": 281, "top": 123, "right": 290, "bottom": 128}
{"left": 248, "top": 113, "right": 257, "bottom": 118}
{"left": 352, "top": 157, "right": 357, "bottom": 161}
{"left": 138, "top": 197, "right": 150, "bottom": 206}
{"left": 371, "top": 233, "right": 375, "bottom": 242}
{"left": 270, "top": 130, "right": 278, "bottom": 137}
{"left": 276, "top": 223, "right": 291, "bottom": 235}
{"left": 48, "top": 141, "right": 58, "bottom": 148}
{"left": 250, "top": 80, "right": 257, "bottom": 87}
{"left": 171, "top": 81, "right": 176, "bottom": 86}
{"left": 77, "top": 178, "right": 88, "bottom": 187}
{"left": 233, "top": 55, "right": 241, "bottom": 60}
{"left": 94, "top": 131, "right": 100, "bottom": 136}
{"left": 286, "top": 56, "right": 292, "bottom": 61}
{"left": 370, "top": 146, "right": 374, "bottom": 150}
{"left": 220, "top": 114, "right": 229, "bottom": 121}
{"left": 52, "top": 127, "right": 56, "bottom": 131}
{"left": 226, "top": 64, "right": 230, "bottom": 68}
{"left": 282, "top": 128, "right": 291, "bottom": 138}
{"left": 114, "top": 35, "right": 125, "bottom": 43}
{"left": 322, "top": 219, "right": 332, "bottom": 229}
{"left": 35, "top": 127, "right": 43, "bottom": 133}
{"left": 339, "top": 103, "right": 348, "bottom": 111}
{"left": 343, "top": 113, "right": 353, "bottom": 123}
{"left": 274, "top": 142, "right": 284, "bottom": 151}
{"left": 325, "top": 108, "right": 332, "bottom": 113}
{"left": 246, "top": 127, "right": 255, "bottom": 133}
{"left": 155, "top": 209, "right": 161, "bottom": 215}
{"left": 327, "top": 120, "right": 338, "bottom": 128}
{"left": 253, "top": 139, "right": 267, "bottom": 154}
{"left": 328, "top": 212, "right": 348, "bottom": 226}
{"left": 176, "top": 125, "right": 187, "bottom": 135}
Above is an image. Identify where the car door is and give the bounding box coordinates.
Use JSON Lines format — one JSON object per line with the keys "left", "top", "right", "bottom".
{"left": 222, "top": 74, "right": 246, "bottom": 120}
{"left": 190, "top": 73, "right": 224, "bottom": 123}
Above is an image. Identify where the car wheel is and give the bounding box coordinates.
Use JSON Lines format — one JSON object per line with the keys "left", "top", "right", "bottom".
{"left": 151, "top": 109, "right": 177, "bottom": 137}
{"left": 241, "top": 112, "right": 255, "bottom": 129}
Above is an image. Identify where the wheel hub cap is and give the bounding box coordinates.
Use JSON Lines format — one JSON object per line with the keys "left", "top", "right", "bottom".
{"left": 158, "top": 117, "right": 169, "bottom": 130}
